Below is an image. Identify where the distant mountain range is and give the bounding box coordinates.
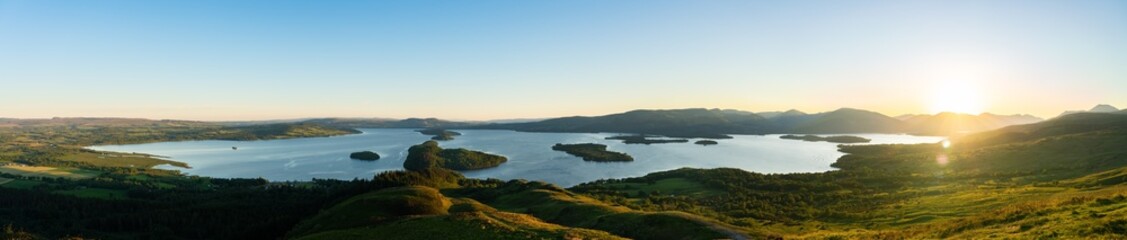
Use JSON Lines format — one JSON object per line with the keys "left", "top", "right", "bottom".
{"left": 300, "top": 118, "right": 481, "bottom": 129}
{"left": 1058, "top": 104, "right": 1123, "bottom": 117}
{"left": 13, "top": 105, "right": 1123, "bottom": 138}
{"left": 775, "top": 108, "right": 906, "bottom": 134}
{"left": 471, "top": 108, "right": 776, "bottom": 138}
{"left": 957, "top": 111, "right": 1127, "bottom": 149}
{"left": 896, "top": 112, "right": 1043, "bottom": 136}
{"left": 475, "top": 106, "right": 1061, "bottom": 138}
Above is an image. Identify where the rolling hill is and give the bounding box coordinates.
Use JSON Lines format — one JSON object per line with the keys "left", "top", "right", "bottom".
{"left": 289, "top": 168, "right": 757, "bottom": 239}
{"left": 900, "top": 112, "right": 1043, "bottom": 135}
{"left": 301, "top": 118, "right": 478, "bottom": 129}
{"left": 481, "top": 107, "right": 1038, "bottom": 137}
{"left": 785, "top": 108, "right": 906, "bottom": 134}
{"left": 475, "top": 108, "right": 775, "bottom": 138}
{"left": 1059, "top": 104, "right": 1122, "bottom": 117}
{"left": 954, "top": 112, "right": 1127, "bottom": 149}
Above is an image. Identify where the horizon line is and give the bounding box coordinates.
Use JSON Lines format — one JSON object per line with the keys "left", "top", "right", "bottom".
{"left": 2, "top": 105, "right": 1100, "bottom": 123}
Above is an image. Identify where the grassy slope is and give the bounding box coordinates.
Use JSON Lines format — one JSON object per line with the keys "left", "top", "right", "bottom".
{"left": 288, "top": 186, "right": 452, "bottom": 236}
{"left": 451, "top": 180, "right": 758, "bottom": 239}
{"left": 0, "top": 165, "right": 100, "bottom": 179}
{"left": 572, "top": 113, "right": 1127, "bottom": 238}
{"left": 914, "top": 187, "right": 1127, "bottom": 239}
{"left": 293, "top": 167, "right": 754, "bottom": 240}
{"left": 295, "top": 211, "right": 626, "bottom": 240}
{"left": 60, "top": 151, "right": 187, "bottom": 168}
{"left": 288, "top": 186, "right": 626, "bottom": 240}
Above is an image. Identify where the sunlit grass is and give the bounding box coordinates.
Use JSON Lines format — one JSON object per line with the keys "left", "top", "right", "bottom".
{"left": 0, "top": 165, "right": 101, "bottom": 179}
{"left": 61, "top": 152, "right": 188, "bottom": 168}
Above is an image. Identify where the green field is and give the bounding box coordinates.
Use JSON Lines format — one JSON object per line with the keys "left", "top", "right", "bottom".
{"left": 0, "top": 165, "right": 101, "bottom": 179}
{"left": 288, "top": 185, "right": 630, "bottom": 240}
{"left": 61, "top": 152, "right": 188, "bottom": 169}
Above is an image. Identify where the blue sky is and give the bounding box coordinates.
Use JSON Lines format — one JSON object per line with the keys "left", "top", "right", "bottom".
{"left": 1, "top": 0, "right": 1125, "bottom": 120}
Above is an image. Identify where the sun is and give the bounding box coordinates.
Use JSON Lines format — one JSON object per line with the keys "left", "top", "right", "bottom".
{"left": 929, "top": 80, "right": 985, "bottom": 114}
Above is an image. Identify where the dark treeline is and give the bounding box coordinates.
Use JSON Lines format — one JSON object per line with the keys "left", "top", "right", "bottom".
{"left": 0, "top": 176, "right": 380, "bottom": 240}
{"left": 571, "top": 167, "right": 909, "bottom": 224}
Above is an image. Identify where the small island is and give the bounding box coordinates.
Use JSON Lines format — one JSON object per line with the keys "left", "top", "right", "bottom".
{"left": 605, "top": 135, "right": 690, "bottom": 144}
{"left": 417, "top": 129, "right": 462, "bottom": 141}
{"left": 552, "top": 143, "right": 634, "bottom": 162}
{"left": 349, "top": 151, "right": 381, "bottom": 161}
{"left": 780, "top": 134, "right": 871, "bottom": 143}
{"left": 403, "top": 141, "right": 507, "bottom": 171}
{"left": 694, "top": 140, "right": 719, "bottom": 146}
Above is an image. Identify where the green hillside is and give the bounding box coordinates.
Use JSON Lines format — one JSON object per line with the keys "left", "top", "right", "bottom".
{"left": 288, "top": 185, "right": 627, "bottom": 240}
{"left": 572, "top": 112, "right": 1127, "bottom": 238}
{"left": 955, "top": 112, "right": 1127, "bottom": 148}
{"left": 290, "top": 164, "right": 753, "bottom": 239}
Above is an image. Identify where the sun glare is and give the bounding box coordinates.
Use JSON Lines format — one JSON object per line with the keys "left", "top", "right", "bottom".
{"left": 930, "top": 80, "right": 985, "bottom": 114}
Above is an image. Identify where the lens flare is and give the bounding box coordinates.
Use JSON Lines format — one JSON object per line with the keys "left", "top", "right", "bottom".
{"left": 930, "top": 80, "right": 985, "bottom": 114}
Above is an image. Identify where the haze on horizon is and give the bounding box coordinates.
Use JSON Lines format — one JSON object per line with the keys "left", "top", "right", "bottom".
{"left": 1, "top": 1, "right": 1125, "bottom": 121}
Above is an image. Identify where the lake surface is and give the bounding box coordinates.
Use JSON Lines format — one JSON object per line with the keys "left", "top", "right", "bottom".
{"left": 89, "top": 129, "right": 944, "bottom": 186}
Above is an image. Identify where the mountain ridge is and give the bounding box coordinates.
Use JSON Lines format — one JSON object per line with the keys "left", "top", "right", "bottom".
{"left": 480, "top": 107, "right": 1051, "bottom": 137}
{"left": 11, "top": 106, "right": 1103, "bottom": 137}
